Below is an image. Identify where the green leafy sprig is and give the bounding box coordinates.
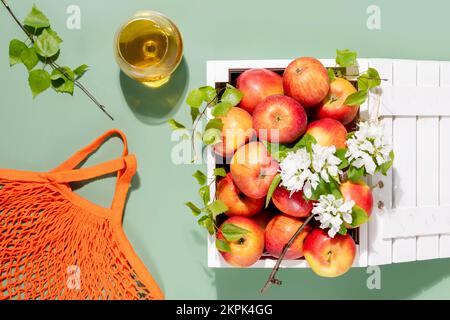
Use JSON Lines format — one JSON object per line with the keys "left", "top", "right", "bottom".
{"left": 3, "top": 2, "right": 113, "bottom": 120}
{"left": 169, "top": 84, "right": 244, "bottom": 234}
{"left": 168, "top": 84, "right": 243, "bottom": 162}
{"left": 330, "top": 49, "right": 385, "bottom": 106}
{"left": 185, "top": 168, "right": 229, "bottom": 235}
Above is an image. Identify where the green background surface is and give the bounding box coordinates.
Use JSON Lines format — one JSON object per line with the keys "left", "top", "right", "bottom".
{"left": 1, "top": 0, "right": 450, "bottom": 300}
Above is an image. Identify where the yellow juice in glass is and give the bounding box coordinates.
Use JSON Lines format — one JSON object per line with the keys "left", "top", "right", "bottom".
{"left": 115, "top": 11, "right": 183, "bottom": 87}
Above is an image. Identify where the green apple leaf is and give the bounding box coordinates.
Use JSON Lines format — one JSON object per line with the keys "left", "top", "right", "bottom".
{"left": 221, "top": 223, "right": 250, "bottom": 242}
{"left": 348, "top": 165, "right": 365, "bottom": 182}
{"left": 198, "top": 215, "right": 215, "bottom": 235}
{"left": 380, "top": 150, "right": 395, "bottom": 175}
{"left": 211, "top": 102, "right": 233, "bottom": 117}
{"left": 327, "top": 68, "right": 336, "bottom": 82}
{"left": 214, "top": 168, "right": 227, "bottom": 177}
{"left": 338, "top": 225, "right": 348, "bottom": 235}
{"left": 199, "top": 86, "right": 217, "bottom": 103}
{"left": 205, "top": 200, "right": 228, "bottom": 218}
{"left": 216, "top": 239, "right": 231, "bottom": 253}
{"left": 203, "top": 128, "right": 222, "bottom": 145}
{"left": 185, "top": 202, "right": 202, "bottom": 216}
{"left": 168, "top": 119, "right": 185, "bottom": 130}
{"left": 190, "top": 106, "right": 200, "bottom": 123}
{"left": 205, "top": 118, "right": 223, "bottom": 131}
{"left": 9, "top": 39, "right": 28, "bottom": 66}
{"left": 221, "top": 85, "right": 243, "bottom": 107}
{"left": 28, "top": 69, "right": 51, "bottom": 98}
{"left": 308, "top": 178, "right": 331, "bottom": 201}
{"left": 336, "top": 49, "right": 357, "bottom": 67}
{"left": 20, "top": 47, "right": 39, "bottom": 71}
{"left": 357, "top": 77, "right": 368, "bottom": 91}
{"left": 198, "top": 185, "right": 211, "bottom": 206}
{"left": 23, "top": 5, "right": 50, "bottom": 29}
{"left": 186, "top": 88, "right": 206, "bottom": 108}
{"left": 358, "top": 68, "right": 381, "bottom": 92}
{"left": 265, "top": 174, "right": 281, "bottom": 208}
{"left": 336, "top": 148, "right": 349, "bottom": 170}
{"left": 35, "top": 29, "right": 60, "bottom": 58}
{"left": 74, "top": 64, "right": 89, "bottom": 80}
{"left": 262, "top": 141, "right": 290, "bottom": 162}
{"left": 351, "top": 205, "right": 370, "bottom": 227}
{"left": 193, "top": 170, "right": 207, "bottom": 185}
{"left": 294, "top": 134, "right": 317, "bottom": 153}
{"left": 344, "top": 90, "right": 368, "bottom": 106}
{"left": 329, "top": 179, "right": 343, "bottom": 199}
{"left": 51, "top": 66, "right": 75, "bottom": 95}
{"left": 46, "top": 28, "right": 63, "bottom": 44}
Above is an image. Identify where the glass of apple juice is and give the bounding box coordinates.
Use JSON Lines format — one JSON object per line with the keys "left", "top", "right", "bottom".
{"left": 114, "top": 11, "right": 183, "bottom": 87}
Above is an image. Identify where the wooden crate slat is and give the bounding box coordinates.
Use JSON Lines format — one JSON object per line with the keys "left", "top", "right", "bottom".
{"left": 379, "top": 86, "right": 450, "bottom": 116}
{"left": 416, "top": 61, "right": 440, "bottom": 260}
{"left": 439, "top": 61, "right": 450, "bottom": 258}
{"left": 367, "top": 59, "right": 393, "bottom": 266}
{"left": 355, "top": 59, "right": 369, "bottom": 267}
{"left": 383, "top": 205, "right": 450, "bottom": 238}
{"left": 391, "top": 60, "right": 417, "bottom": 263}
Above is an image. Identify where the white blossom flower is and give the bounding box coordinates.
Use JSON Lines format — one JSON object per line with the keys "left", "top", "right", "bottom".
{"left": 346, "top": 121, "right": 392, "bottom": 175}
{"left": 279, "top": 148, "right": 319, "bottom": 198}
{"left": 311, "top": 144, "right": 342, "bottom": 183}
{"left": 279, "top": 143, "right": 343, "bottom": 199}
{"left": 312, "top": 194, "right": 355, "bottom": 238}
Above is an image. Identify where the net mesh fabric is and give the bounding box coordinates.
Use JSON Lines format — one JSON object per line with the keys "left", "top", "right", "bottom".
{"left": 0, "top": 129, "right": 163, "bottom": 300}
{"left": 0, "top": 180, "right": 153, "bottom": 300}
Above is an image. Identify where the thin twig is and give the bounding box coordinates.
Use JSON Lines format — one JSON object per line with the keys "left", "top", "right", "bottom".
{"left": 50, "top": 61, "right": 114, "bottom": 120}
{"left": 1, "top": 0, "right": 34, "bottom": 42}
{"left": 357, "top": 76, "right": 389, "bottom": 82}
{"left": 261, "top": 214, "right": 315, "bottom": 294}
{"left": 1, "top": 0, "right": 114, "bottom": 120}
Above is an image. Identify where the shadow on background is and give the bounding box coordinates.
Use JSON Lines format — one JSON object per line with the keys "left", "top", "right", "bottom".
{"left": 119, "top": 58, "right": 189, "bottom": 125}
{"left": 214, "top": 258, "right": 450, "bottom": 299}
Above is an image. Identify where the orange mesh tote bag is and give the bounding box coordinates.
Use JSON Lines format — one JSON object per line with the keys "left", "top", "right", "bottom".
{"left": 0, "top": 129, "right": 164, "bottom": 300}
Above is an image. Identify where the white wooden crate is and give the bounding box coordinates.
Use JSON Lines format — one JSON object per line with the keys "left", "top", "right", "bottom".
{"left": 206, "top": 58, "right": 450, "bottom": 268}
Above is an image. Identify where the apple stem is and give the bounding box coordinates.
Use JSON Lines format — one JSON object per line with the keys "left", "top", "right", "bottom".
{"left": 261, "top": 214, "right": 315, "bottom": 294}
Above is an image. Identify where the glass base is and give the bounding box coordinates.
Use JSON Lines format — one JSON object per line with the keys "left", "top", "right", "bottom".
{"left": 141, "top": 76, "right": 170, "bottom": 88}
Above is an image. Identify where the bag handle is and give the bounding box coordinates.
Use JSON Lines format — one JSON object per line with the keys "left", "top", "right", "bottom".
{"left": 49, "top": 129, "right": 136, "bottom": 221}
{"left": 52, "top": 129, "right": 129, "bottom": 172}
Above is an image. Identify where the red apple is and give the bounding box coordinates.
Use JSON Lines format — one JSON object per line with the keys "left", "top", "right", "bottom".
{"left": 236, "top": 68, "right": 284, "bottom": 114}
{"left": 214, "top": 107, "right": 254, "bottom": 158}
{"left": 303, "top": 229, "right": 356, "bottom": 277}
{"left": 340, "top": 180, "right": 374, "bottom": 228}
{"left": 217, "top": 173, "right": 264, "bottom": 217}
{"left": 272, "top": 186, "right": 313, "bottom": 218}
{"left": 253, "top": 95, "right": 307, "bottom": 144}
{"left": 283, "top": 57, "right": 330, "bottom": 107}
{"left": 230, "top": 141, "right": 279, "bottom": 199}
{"left": 265, "top": 214, "right": 311, "bottom": 259}
{"left": 306, "top": 118, "right": 347, "bottom": 149}
{"left": 316, "top": 78, "right": 359, "bottom": 125}
{"left": 217, "top": 216, "right": 264, "bottom": 267}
